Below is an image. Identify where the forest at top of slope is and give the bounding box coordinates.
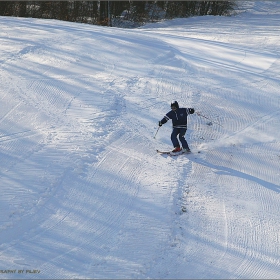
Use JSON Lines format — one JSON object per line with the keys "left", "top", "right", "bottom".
{"left": 0, "top": 1, "right": 236, "bottom": 28}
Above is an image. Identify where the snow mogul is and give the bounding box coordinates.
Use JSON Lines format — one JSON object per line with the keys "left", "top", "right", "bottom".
{"left": 158, "top": 101, "right": 195, "bottom": 155}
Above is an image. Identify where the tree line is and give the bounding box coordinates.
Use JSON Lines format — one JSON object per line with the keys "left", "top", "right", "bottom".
{"left": 0, "top": 1, "right": 236, "bottom": 27}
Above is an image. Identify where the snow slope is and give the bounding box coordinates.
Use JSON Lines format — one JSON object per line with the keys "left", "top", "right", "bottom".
{"left": 0, "top": 1, "right": 280, "bottom": 278}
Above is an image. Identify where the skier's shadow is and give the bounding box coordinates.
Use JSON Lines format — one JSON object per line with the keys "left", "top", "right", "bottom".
{"left": 188, "top": 156, "right": 280, "bottom": 194}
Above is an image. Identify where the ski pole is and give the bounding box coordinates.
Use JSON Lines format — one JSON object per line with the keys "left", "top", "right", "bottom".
{"left": 154, "top": 126, "right": 161, "bottom": 139}
{"left": 196, "top": 112, "right": 223, "bottom": 127}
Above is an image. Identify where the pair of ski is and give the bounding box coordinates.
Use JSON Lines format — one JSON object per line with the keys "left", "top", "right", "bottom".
{"left": 156, "top": 149, "right": 192, "bottom": 156}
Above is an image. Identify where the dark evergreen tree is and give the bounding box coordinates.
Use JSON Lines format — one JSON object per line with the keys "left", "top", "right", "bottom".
{"left": 0, "top": 1, "right": 13, "bottom": 16}
{"left": 18, "top": 1, "right": 27, "bottom": 17}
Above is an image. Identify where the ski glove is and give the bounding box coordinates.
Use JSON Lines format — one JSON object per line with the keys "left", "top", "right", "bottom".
{"left": 159, "top": 121, "right": 162, "bottom": 127}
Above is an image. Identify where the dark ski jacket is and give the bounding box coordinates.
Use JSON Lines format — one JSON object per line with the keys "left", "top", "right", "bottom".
{"left": 160, "top": 108, "right": 195, "bottom": 129}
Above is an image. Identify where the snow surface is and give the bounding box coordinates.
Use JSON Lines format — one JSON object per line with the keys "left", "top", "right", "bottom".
{"left": 0, "top": 1, "right": 280, "bottom": 279}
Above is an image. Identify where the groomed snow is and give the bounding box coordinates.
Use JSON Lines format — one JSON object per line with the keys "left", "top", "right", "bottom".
{"left": 0, "top": 1, "right": 279, "bottom": 279}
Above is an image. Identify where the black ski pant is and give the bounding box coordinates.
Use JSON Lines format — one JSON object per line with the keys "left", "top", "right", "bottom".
{"left": 171, "top": 128, "right": 190, "bottom": 149}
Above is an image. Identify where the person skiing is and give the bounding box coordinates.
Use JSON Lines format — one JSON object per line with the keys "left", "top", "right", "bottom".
{"left": 159, "top": 101, "right": 195, "bottom": 155}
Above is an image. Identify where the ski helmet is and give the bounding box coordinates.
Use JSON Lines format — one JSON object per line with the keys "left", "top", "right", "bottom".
{"left": 171, "top": 101, "right": 179, "bottom": 109}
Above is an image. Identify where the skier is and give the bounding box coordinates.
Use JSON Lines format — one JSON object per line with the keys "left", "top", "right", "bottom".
{"left": 158, "top": 101, "right": 195, "bottom": 155}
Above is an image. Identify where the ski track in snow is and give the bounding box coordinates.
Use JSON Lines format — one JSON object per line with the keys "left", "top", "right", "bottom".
{"left": 0, "top": 1, "right": 280, "bottom": 279}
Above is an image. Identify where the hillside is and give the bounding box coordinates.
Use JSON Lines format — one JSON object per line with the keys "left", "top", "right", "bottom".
{"left": 0, "top": 1, "right": 279, "bottom": 279}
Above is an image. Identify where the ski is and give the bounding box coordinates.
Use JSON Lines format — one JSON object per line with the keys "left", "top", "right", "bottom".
{"left": 156, "top": 149, "right": 192, "bottom": 156}
{"left": 156, "top": 149, "right": 171, "bottom": 155}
